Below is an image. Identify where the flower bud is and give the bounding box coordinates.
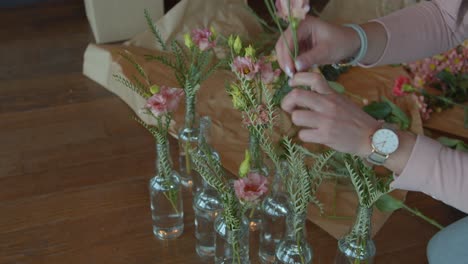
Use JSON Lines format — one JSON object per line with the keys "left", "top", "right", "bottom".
{"left": 238, "top": 150, "right": 251, "bottom": 178}
{"left": 233, "top": 36, "right": 242, "bottom": 54}
{"left": 184, "top": 33, "right": 193, "bottom": 49}
{"left": 149, "top": 84, "right": 160, "bottom": 94}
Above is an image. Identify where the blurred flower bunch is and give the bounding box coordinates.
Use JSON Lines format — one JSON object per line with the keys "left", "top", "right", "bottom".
{"left": 392, "top": 41, "right": 468, "bottom": 123}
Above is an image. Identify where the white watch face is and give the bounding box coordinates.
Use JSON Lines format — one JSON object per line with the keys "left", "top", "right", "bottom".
{"left": 371, "top": 128, "right": 399, "bottom": 155}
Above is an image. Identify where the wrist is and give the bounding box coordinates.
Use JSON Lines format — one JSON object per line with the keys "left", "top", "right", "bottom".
{"left": 342, "top": 25, "right": 362, "bottom": 62}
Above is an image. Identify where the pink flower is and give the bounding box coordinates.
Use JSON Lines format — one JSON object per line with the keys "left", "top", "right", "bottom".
{"left": 232, "top": 56, "right": 259, "bottom": 80}
{"left": 191, "top": 28, "right": 215, "bottom": 51}
{"left": 234, "top": 172, "right": 268, "bottom": 203}
{"left": 258, "top": 58, "right": 281, "bottom": 84}
{"left": 145, "top": 86, "right": 184, "bottom": 117}
{"left": 242, "top": 104, "right": 270, "bottom": 126}
{"left": 412, "top": 94, "right": 432, "bottom": 121}
{"left": 392, "top": 76, "right": 411, "bottom": 97}
{"left": 275, "top": 0, "right": 310, "bottom": 20}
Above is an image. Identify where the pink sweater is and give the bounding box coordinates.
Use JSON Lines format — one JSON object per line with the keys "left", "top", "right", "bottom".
{"left": 369, "top": 0, "right": 468, "bottom": 213}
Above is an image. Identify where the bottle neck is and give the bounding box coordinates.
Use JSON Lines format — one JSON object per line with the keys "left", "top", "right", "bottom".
{"left": 350, "top": 205, "right": 373, "bottom": 239}
{"left": 184, "top": 93, "right": 197, "bottom": 129}
{"left": 248, "top": 132, "right": 264, "bottom": 172}
{"left": 156, "top": 140, "right": 172, "bottom": 178}
{"left": 287, "top": 213, "right": 307, "bottom": 241}
{"left": 271, "top": 160, "right": 288, "bottom": 194}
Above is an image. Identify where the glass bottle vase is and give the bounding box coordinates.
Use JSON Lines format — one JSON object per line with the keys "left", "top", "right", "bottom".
{"left": 192, "top": 116, "right": 220, "bottom": 194}
{"left": 275, "top": 213, "right": 313, "bottom": 264}
{"left": 149, "top": 141, "right": 184, "bottom": 240}
{"left": 335, "top": 205, "right": 376, "bottom": 264}
{"left": 246, "top": 132, "right": 269, "bottom": 231}
{"left": 259, "top": 161, "right": 290, "bottom": 264}
{"left": 178, "top": 93, "right": 199, "bottom": 189}
{"left": 214, "top": 214, "right": 250, "bottom": 264}
{"left": 193, "top": 179, "right": 223, "bottom": 258}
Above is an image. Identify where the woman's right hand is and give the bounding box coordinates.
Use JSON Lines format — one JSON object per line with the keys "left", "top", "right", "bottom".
{"left": 275, "top": 15, "right": 361, "bottom": 76}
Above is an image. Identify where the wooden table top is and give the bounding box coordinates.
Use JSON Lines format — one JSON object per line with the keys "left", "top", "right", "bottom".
{"left": 0, "top": 1, "right": 465, "bottom": 264}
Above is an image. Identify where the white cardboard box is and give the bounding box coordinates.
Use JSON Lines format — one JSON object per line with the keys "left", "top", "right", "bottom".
{"left": 84, "top": 0, "right": 164, "bottom": 44}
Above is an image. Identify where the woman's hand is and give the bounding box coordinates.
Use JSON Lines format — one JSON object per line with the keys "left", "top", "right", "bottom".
{"left": 275, "top": 16, "right": 361, "bottom": 76}
{"left": 281, "top": 72, "right": 379, "bottom": 157}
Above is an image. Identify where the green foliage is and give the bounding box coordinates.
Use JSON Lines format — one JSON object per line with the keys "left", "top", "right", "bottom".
{"left": 320, "top": 64, "right": 350, "bottom": 82}
{"left": 283, "top": 138, "right": 332, "bottom": 236}
{"left": 190, "top": 142, "right": 243, "bottom": 231}
{"left": 363, "top": 101, "right": 392, "bottom": 120}
{"left": 438, "top": 136, "right": 468, "bottom": 152}
{"left": 342, "top": 154, "right": 391, "bottom": 208}
{"left": 144, "top": 9, "right": 167, "bottom": 50}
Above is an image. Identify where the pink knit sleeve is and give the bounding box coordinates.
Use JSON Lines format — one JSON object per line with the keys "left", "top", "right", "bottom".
{"left": 360, "top": 0, "right": 468, "bottom": 67}
{"left": 391, "top": 135, "right": 468, "bottom": 213}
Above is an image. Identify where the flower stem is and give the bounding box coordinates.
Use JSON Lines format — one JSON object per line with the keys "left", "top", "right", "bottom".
{"left": 401, "top": 204, "right": 444, "bottom": 230}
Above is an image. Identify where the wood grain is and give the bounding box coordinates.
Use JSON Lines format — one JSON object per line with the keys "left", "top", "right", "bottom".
{"left": 0, "top": 1, "right": 465, "bottom": 264}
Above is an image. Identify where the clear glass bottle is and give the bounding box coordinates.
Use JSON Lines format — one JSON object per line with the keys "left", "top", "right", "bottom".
{"left": 178, "top": 93, "right": 199, "bottom": 189}
{"left": 193, "top": 179, "right": 223, "bottom": 257}
{"left": 149, "top": 140, "right": 184, "bottom": 240}
{"left": 275, "top": 213, "right": 313, "bottom": 264}
{"left": 246, "top": 132, "right": 269, "bottom": 231}
{"left": 259, "top": 161, "right": 290, "bottom": 264}
{"left": 215, "top": 214, "right": 250, "bottom": 264}
{"left": 193, "top": 116, "right": 220, "bottom": 194}
{"left": 335, "top": 205, "right": 376, "bottom": 264}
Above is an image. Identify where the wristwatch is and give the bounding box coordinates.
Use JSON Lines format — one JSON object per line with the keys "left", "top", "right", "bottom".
{"left": 366, "top": 123, "right": 399, "bottom": 165}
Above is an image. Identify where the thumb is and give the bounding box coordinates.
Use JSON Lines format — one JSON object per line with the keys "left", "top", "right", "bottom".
{"left": 294, "top": 45, "right": 329, "bottom": 72}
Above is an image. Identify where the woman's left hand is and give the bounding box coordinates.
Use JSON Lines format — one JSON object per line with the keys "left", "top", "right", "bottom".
{"left": 281, "top": 72, "right": 380, "bottom": 157}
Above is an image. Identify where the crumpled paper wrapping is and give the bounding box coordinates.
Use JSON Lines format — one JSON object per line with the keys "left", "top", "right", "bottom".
{"left": 83, "top": 0, "right": 422, "bottom": 239}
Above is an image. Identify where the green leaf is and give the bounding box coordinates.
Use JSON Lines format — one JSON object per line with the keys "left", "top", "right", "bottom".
{"left": 438, "top": 136, "right": 461, "bottom": 148}
{"left": 328, "top": 81, "right": 345, "bottom": 94}
{"left": 375, "top": 194, "right": 404, "bottom": 212}
{"left": 363, "top": 101, "right": 392, "bottom": 120}
{"left": 436, "top": 70, "right": 457, "bottom": 88}
{"left": 439, "top": 136, "right": 468, "bottom": 152}
{"left": 382, "top": 96, "right": 410, "bottom": 130}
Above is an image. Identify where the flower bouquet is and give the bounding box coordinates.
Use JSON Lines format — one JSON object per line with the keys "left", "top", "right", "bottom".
{"left": 191, "top": 142, "right": 269, "bottom": 264}
{"left": 392, "top": 41, "right": 468, "bottom": 127}
{"left": 144, "top": 10, "right": 225, "bottom": 188}
{"left": 113, "top": 52, "right": 185, "bottom": 239}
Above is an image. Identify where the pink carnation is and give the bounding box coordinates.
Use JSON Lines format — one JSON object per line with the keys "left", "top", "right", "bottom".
{"left": 192, "top": 28, "right": 215, "bottom": 51}
{"left": 275, "top": 0, "right": 310, "bottom": 20}
{"left": 232, "top": 56, "right": 259, "bottom": 80}
{"left": 258, "top": 58, "right": 281, "bottom": 84}
{"left": 234, "top": 172, "right": 268, "bottom": 203}
{"left": 145, "top": 86, "right": 184, "bottom": 117}
{"left": 392, "top": 76, "right": 411, "bottom": 97}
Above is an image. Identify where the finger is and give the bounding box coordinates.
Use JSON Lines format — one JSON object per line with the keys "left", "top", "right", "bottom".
{"left": 281, "top": 88, "right": 326, "bottom": 113}
{"left": 290, "top": 110, "right": 325, "bottom": 128}
{"left": 297, "top": 128, "right": 326, "bottom": 145}
{"left": 289, "top": 72, "right": 333, "bottom": 95}
{"left": 295, "top": 44, "right": 331, "bottom": 71}
{"left": 275, "top": 27, "right": 295, "bottom": 77}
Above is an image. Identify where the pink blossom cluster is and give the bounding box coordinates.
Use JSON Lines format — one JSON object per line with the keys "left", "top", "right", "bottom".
{"left": 412, "top": 94, "right": 433, "bottom": 121}
{"left": 144, "top": 86, "right": 184, "bottom": 117}
{"left": 191, "top": 28, "right": 216, "bottom": 51}
{"left": 234, "top": 172, "right": 268, "bottom": 203}
{"left": 406, "top": 45, "right": 467, "bottom": 88}
{"left": 231, "top": 56, "right": 281, "bottom": 84}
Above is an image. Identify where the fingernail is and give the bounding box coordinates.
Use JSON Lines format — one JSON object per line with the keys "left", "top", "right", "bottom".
{"left": 288, "top": 79, "right": 293, "bottom": 86}
{"left": 294, "top": 60, "right": 303, "bottom": 71}
{"left": 285, "top": 66, "right": 293, "bottom": 78}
